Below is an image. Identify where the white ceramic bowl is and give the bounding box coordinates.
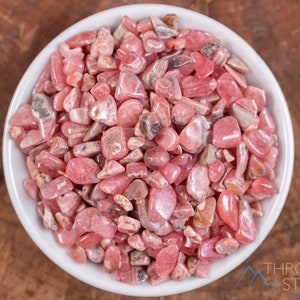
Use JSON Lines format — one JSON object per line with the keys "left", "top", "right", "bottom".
{"left": 3, "top": 4, "right": 294, "bottom": 297}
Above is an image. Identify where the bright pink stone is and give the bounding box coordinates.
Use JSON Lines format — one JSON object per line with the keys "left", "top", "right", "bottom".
{"left": 101, "top": 126, "right": 129, "bottom": 160}
{"left": 89, "top": 95, "right": 118, "bottom": 126}
{"left": 217, "top": 190, "right": 239, "bottom": 231}
{"left": 54, "top": 227, "right": 77, "bottom": 248}
{"left": 212, "top": 116, "right": 241, "bottom": 149}
{"left": 243, "top": 129, "right": 274, "bottom": 158}
{"left": 235, "top": 199, "right": 257, "bottom": 244}
{"left": 217, "top": 72, "right": 243, "bottom": 108}
{"left": 148, "top": 185, "right": 177, "bottom": 222}
{"left": 179, "top": 115, "right": 209, "bottom": 154}
{"left": 75, "top": 232, "right": 102, "bottom": 249}
{"left": 40, "top": 176, "right": 73, "bottom": 200}
{"left": 65, "top": 157, "right": 100, "bottom": 184}
{"left": 208, "top": 159, "right": 225, "bottom": 183}
{"left": 115, "top": 70, "right": 147, "bottom": 101}
{"left": 155, "top": 244, "right": 179, "bottom": 278}
{"left": 186, "top": 162, "right": 210, "bottom": 202}
{"left": 178, "top": 29, "right": 219, "bottom": 52}
{"left": 192, "top": 51, "right": 215, "bottom": 78}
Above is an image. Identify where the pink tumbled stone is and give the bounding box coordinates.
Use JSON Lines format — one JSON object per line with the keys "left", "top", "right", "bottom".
{"left": 117, "top": 99, "right": 144, "bottom": 127}
{"left": 235, "top": 199, "right": 257, "bottom": 244}
{"left": 148, "top": 184, "right": 177, "bottom": 222}
{"left": 187, "top": 162, "right": 210, "bottom": 202}
{"left": 179, "top": 115, "right": 209, "bottom": 154}
{"left": 212, "top": 116, "right": 241, "bottom": 149}
{"left": 243, "top": 129, "right": 274, "bottom": 158}
{"left": 40, "top": 176, "right": 73, "bottom": 200}
{"left": 101, "top": 126, "right": 129, "bottom": 160}
{"left": 115, "top": 70, "right": 147, "bottom": 101}
{"left": 144, "top": 146, "right": 170, "bottom": 170}
{"left": 217, "top": 72, "right": 243, "bottom": 108}
{"left": 99, "top": 172, "right": 132, "bottom": 195}
{"left": 65, "top": 157, "right": 100, "bottom": 185}
{"left": 89, "top": 95, "right": 118, "bottom": 126}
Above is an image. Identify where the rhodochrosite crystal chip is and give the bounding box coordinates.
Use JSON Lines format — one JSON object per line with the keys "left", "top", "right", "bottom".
{"left": 9, "top": 13, "right": 280, "bottom": 286}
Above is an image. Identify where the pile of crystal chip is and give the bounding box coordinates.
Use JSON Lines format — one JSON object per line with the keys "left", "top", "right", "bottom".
{"left": 9, "top": 13, "right": 279, "bottom": 285}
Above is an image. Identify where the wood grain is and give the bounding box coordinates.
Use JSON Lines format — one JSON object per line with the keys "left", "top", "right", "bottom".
{"left": 0, "top": 0, "right": 299, "bottom": 299}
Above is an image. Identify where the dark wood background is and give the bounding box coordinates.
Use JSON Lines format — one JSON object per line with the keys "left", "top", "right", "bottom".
{"left": 0, "top": 0, "right": 299, "bottom": 299}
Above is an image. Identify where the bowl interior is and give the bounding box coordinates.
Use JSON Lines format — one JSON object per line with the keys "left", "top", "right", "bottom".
{"left": 3, "top": 4, "right": 294, "bottom": 297}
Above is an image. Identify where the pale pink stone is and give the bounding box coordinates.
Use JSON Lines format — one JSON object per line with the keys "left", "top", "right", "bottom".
{"left": 148, "top": 185, "right": 177, "bottom": 222}
{"left": 235, "top": 199, "right": 257, "bottom": 244}
{"left": 187, "top": 162, "right": 210, "bottom": 202}
{"left": 89, "top": 95, "right": 118, "bottom": 126}
{"left": 115, "top": 70, "right": 147, "bottom": 102}
{"left": 118, "top": 215, "right": 141, "bottom": 235}
{"left": 179, "top": 115, "right": 209, "bottom": 154}
{"left": 150, "top": 92, "right": 171, "bottom": 127}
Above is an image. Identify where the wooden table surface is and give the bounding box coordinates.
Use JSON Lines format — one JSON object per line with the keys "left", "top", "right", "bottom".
{"left": 0, "top": 0, "right": 299, "bottom": 299}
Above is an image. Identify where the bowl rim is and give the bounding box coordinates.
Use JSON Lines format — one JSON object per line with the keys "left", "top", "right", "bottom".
{"left": 3, "top": 3, "right": 294, "bottom": 297}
